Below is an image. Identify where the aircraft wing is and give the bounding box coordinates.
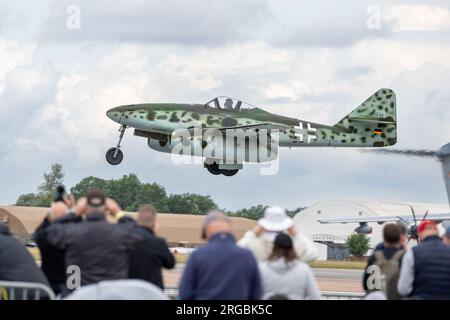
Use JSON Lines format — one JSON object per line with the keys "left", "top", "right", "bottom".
{"left": 318, "top": 216, "right": 404, "bottom": 224}
{"left": 217, "top": 122, "right": 290, "bottom": 131}
{"left": 186, "top": 122, "right": 289, "bottom": 137}
{"left": 318, "top": 212, "right": 450, "bottom": 225}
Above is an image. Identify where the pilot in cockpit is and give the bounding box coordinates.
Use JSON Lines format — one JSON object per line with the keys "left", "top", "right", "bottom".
{"left": 224, "top": 98, "right": 234, "bottom": 110}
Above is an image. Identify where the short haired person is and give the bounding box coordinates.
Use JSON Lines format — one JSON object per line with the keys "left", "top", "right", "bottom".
{"left": 238, "top": 206, "right": 318, "bottom": 262}
{"left": 259, "top": 233, "right": 321, "bottom": 300}
{"left": 128, "top": 204, "right": 175, "bottom": 289}
{"left": 373, "top": 222, "right": 408, "bottom": 251}
{"left": 0, "top": 223, "right": 51, "bottom": 299}
{"left": 363, "top": 223, "right": 405, "bottom": 300}
{"left": 34, "top": 201, "right": 75, "bottom": 294}
{"left": 46, "top": 188, "right": 144, "bottom": 291}
{"left": 397, "top": 220, "right": 450, "bottom": 299}
{"left": 443, "top": 226, "right": 450, "bottom": 245}
{"left": 179, "top": 211, "right": 262, "bottom": 300}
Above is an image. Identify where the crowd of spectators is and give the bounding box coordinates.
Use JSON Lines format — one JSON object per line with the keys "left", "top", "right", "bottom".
{"left": 2, "top": 187, "right": 450, "bottom": 300}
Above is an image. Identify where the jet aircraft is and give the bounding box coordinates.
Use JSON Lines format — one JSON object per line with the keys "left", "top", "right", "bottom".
{"left": 105, "top": 88, "right": 397, "bottom": 176}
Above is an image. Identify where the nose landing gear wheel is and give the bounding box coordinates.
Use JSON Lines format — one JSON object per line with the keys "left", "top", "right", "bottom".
{"left": 106, "top": 148, "right": 123, "bottom": 165}
{"left": 106, "top": 125, "right": 127, "bottom": 166}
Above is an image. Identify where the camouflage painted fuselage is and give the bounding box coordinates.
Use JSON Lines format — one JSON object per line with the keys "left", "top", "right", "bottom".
{"left": 107, "top": 88, "right": 397, "bottom": 153}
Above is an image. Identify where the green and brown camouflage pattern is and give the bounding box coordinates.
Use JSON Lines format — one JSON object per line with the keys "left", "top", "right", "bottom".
{"left": 106, "top": 88, "right": 397, "bottom": 150}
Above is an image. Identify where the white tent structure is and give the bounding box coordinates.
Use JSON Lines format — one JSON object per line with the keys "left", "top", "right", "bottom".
{"left": 293, "top": 199, "right": 450, "bottom": 260}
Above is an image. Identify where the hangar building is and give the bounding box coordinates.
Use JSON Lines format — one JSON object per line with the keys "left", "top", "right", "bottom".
{"left": 293, "top": 199, "right": 450, "bottom": 260}
{"left": 0, "top": 206, "right": 255, "bottom": 246}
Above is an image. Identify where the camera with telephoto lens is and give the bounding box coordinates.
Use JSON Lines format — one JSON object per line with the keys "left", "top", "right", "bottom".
{"left": 54, "top": 185, "right": 66, "bottom": 203}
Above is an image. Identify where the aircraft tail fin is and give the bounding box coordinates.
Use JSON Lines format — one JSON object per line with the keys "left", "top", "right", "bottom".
{"left": 333, "top": 88, "right": 397, "bottom": 147}
{"left": 440, "top": 156, "right": 450, "bottom": 205}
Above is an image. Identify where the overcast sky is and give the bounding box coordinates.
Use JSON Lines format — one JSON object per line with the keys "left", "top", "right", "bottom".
{"left": 1, "top": 0, "right": 450, "bottom": 210}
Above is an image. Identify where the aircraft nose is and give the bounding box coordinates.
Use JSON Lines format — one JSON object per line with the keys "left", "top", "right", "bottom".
{"left": 106, "top": 107, "right": 124, "bottom": 123}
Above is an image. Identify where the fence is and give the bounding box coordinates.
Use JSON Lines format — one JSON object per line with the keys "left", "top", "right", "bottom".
{"left": 321, "top": 291, "right": 365, "bottom": 300}
{"left": 163, "top": 286, "right": 365, "bottom": 300}
{"left": 0, "top": 282, "right": 364, "bottom": 300}
{"left": 0, "top": 281, "right": 56, "bottom": 300}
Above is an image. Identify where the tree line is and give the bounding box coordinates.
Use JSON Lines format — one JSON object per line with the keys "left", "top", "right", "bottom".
{"left": 15, "top": 164, "right": 304, "bottom": 220}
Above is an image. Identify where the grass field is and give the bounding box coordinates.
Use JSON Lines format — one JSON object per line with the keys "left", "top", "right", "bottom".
{"left": 30, "top": 248, "right": 366, "bottom": 270}
{"left": 309, "top": 260, "right": 366, "bottom": 270}
{"left": 174, "top": 253, "right": 189, "bottom": 264}
{"left": 174, "top": 253, "right": 366, "bottom": 269}
{"left": 28, "top": 247, "right": 41, "bottom": 262}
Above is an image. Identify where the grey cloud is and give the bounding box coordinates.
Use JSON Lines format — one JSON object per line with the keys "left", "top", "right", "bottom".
{"left": 0, "top": 64, "right": 59, "bottom": 153}
{"left": 2, "top": 0, "right": 450, "bottom": 210}
{"left": 266, "top": 0, "right": 392, "bottom": 47}
{"left": 391, "top": 62, "right": 450, "bottom": 149}
{"left": 40, "top": 0, "right": 271, "bottom": 45}
{"left": 298, "top": 91, "right": 354, "bottom": 105}
{"left": 337, "top": 65, "right": 374, "bottom": 79}
{"left": 39, "top": 0, "right": 397, "bottom": 48}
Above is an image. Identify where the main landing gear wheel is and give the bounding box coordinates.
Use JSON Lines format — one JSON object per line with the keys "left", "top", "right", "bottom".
{"left": 106, "top": 148, "right": 123, "bottom": 165}
{"left": 221, "top": 169, "right": 239, "bottom": 176}
{"left": 205, "top": 162, "right": 222, "bottom": 175}
{"left": 106, "top": 124, "right": 127, "bottom": 166}
{"left": 204, "top": 161, "right": 240, "bottom": 176}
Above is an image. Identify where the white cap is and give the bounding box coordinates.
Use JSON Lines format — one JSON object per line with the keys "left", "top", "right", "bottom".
{"left": 257, "top": 206, "right": 293, "bottom": 232}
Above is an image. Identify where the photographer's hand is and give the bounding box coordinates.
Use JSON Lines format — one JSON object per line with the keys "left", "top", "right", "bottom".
{"left": 253, "top": 225, "right": 265, "bottom": 237}
{"left": 288, "top": 225, "right": 298, "bottom": 237}
{"left": 48, "top": 202, "right": 69, "bottom": 222}
{"left": 64, "top": 193, "right": 76, "bottom": 209}
{"left": 75, "top": 197, "right": 88, "bottom": 217}
{"left": 105, "top": 198, "right": 123, "bottom": 219}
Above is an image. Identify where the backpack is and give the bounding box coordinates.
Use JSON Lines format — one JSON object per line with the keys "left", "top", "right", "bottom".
{"left": 373, "top": 250, "right": 404, "bottom": 300}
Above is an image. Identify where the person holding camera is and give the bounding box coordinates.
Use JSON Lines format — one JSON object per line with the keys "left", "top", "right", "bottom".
{"left": 128, "top": 204, "right": 175, "bottom": 289}
{"left": 34, "top": 187, "right": 80, "bottom": 295}
{"left": 238, "top": 206, "right": 318, "bottom": 262}
{"left": 46, "top": 188, "right": 144, "bottom": 291}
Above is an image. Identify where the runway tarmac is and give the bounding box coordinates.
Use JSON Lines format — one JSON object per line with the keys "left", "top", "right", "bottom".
{"left": 313, "top": 268, "right": 362, "bottom": 280}
{"left": 163, "top": 265, "right": 364, "bottom": 293}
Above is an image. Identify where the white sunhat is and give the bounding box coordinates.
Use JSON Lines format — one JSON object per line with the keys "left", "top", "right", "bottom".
{"left": 257, "top": 206, "right": 293, "bottom": 232}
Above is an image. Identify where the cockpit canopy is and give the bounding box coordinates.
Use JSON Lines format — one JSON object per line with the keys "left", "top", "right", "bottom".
{"left": 205, "top": 96, "right": 257, "bottom": 112}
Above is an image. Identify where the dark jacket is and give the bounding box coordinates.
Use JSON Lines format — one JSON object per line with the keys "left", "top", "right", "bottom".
{"left": 0, "top": 223, "right": 50, "bottom": 290}
{"left": 363, "top": 244, "right": 404, "bottom": 291}
{"left": 46, "top": 213, "right": 143, "bottom": 287}
{"left": 411, "top": 235, "right": 450, "bottom": 299}
{"left": 179, "top": 232, "right": 262, "bottom": 300}
{"left": 34, "top": 213, "right": 80, "bottom": 294}
{"left": 128, "top": 226, "right": 175, "bottom": 289}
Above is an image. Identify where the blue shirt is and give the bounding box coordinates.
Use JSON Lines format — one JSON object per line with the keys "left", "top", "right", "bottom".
{"left": 179, "top": 232, "right": 262, "bottom": 300}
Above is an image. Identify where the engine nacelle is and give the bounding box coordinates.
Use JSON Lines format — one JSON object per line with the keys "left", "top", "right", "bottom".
{"left": 146, "top": 130, "right": 278, "bottom": 163}
{"left": 354, "top": 223, "right": 373, "bottom": 234}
